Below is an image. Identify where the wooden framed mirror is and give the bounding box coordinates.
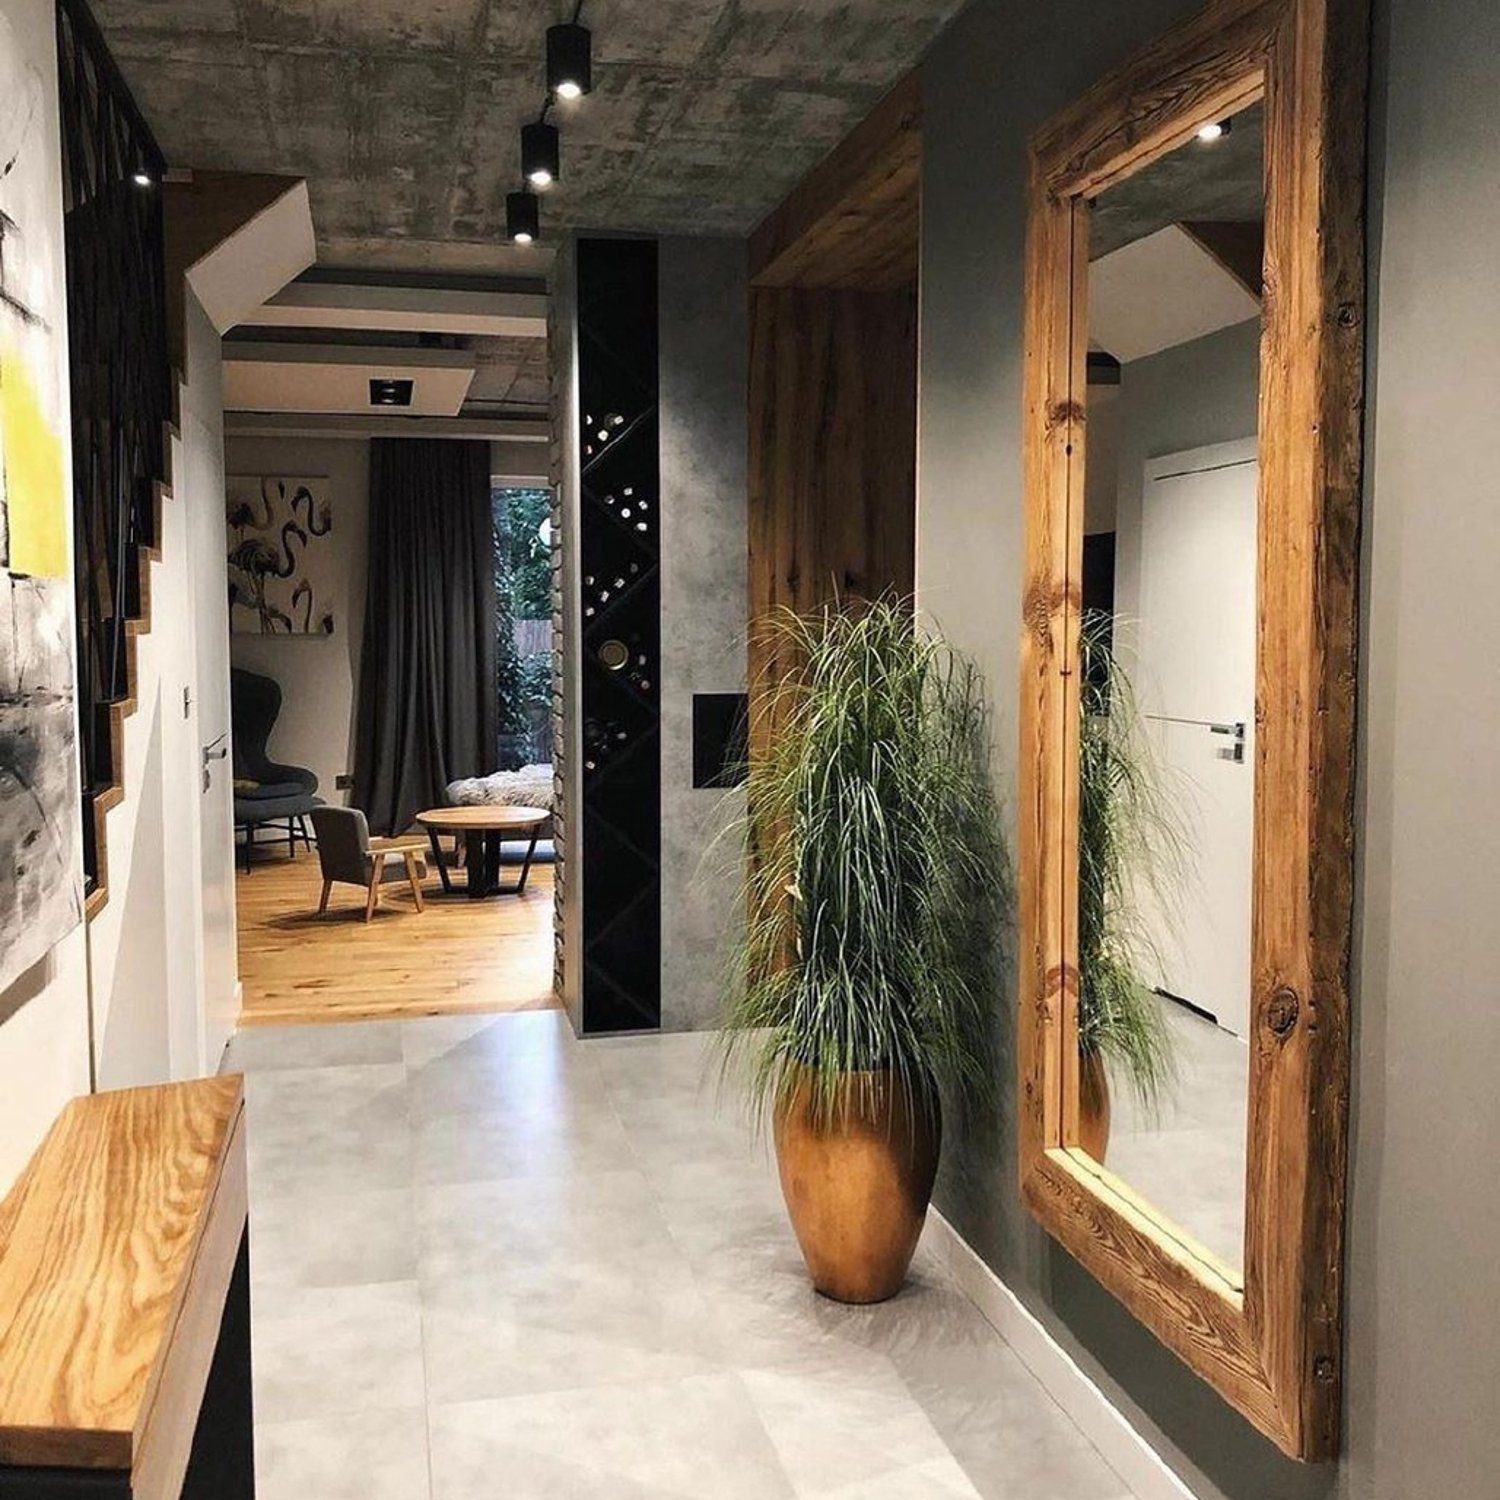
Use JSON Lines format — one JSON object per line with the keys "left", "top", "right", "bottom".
{"left": 1017, "top": 0, "right": 1367, "bottom": 1460}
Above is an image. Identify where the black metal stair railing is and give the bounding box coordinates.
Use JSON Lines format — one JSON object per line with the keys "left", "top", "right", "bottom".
{"left": 55, "top": 0, "right": 171, "bottom": 896}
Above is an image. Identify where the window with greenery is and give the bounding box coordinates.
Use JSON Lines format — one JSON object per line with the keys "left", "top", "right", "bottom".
{"left": 492, "top": 486, "right": 554, "bottom": 768}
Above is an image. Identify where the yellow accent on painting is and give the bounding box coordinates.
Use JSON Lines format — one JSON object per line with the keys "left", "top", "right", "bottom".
{"left": 0, "top": 342, "right": 68, "bottom": 579}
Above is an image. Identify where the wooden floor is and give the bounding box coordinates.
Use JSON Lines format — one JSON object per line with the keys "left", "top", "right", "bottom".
{"left": 235, "top": 844, "right": 558, "bottom": 1028}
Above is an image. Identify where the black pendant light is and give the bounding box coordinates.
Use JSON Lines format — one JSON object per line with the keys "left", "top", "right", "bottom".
{"left": 546, "top": 21, "right": 592, "bottom": 100}
{"left": 521, "top": 121, "right": 561, "bottom": 188}
{"left": 506, "top": 189, "right": 541, "bottom": 244}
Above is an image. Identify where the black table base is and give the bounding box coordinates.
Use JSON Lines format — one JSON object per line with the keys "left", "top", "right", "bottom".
{"left": 427, "top": 827, "right": 541, "bottom": 899}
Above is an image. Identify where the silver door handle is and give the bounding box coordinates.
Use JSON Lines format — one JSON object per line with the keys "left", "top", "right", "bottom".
{"left": 202, "top": 734, "right": 228, "bottom": 791}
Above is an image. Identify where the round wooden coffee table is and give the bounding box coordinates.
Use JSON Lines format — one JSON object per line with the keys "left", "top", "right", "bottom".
{"left": 416, "top": 805, "right": 550, "bottom": 899}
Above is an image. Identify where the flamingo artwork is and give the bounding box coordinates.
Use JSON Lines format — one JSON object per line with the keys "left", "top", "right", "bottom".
{"left": 225, "top": 473, "right": 336, "bottom": 635}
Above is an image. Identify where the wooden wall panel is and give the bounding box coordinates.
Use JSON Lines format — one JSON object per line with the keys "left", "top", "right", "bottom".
{"left": 747, "top": 283, "right": 917, "bottom": 695}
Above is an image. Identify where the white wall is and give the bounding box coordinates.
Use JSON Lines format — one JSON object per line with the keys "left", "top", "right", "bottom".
{"left": 183, "top": 295, "right": 239, "bottom": 1063}
{"left": 0, "top": 0, "right": 92, "bottom": 1192}
{"left": 89, "top": 285, "right": 239, "bottom": 1087}
{"left": 226, "top": 435, "right": 370, "bottom": 801}
{"left": 0, "top": 0, "right": 244, "bottom": 1184}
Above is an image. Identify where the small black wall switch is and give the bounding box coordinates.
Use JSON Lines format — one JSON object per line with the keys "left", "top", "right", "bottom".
{"left": 692, "top": 693, "right": 749, "bottom": 789}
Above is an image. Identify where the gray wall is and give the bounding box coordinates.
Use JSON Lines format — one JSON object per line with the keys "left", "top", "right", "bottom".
{"left": 551, "top": 233, "right": 748, "bottom": 1034}
{"left": 1111, "top": 317, "right": 1261, "bottom": 623}
{"left": 658, "top": 237, "right": 749, "bottom": 1032}
{"left": 918, "top": 0, "right": 1500, "bottom": 1496}
{"left": 1348, "top": 0, "right": 1500, "bottom": 1493}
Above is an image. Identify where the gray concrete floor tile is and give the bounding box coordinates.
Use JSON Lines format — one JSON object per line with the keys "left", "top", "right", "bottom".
{"left": 428, "top": 1375, "right": 795, "bottom": 1500}
{"left": 252, "top": 1280, "right": 426, "bottom": 1425}
{"left": 254, "top": 1409, "right": 431, "bottom": 1500}
{"left": 250, "top": 1185, "right": 417, "bottom": 1290}
{"left": 236, "top": 1011, "right": 1141, "bottom": 1500}
{"left": 226, "top": 1021, "right": 405, "bottom": 1074}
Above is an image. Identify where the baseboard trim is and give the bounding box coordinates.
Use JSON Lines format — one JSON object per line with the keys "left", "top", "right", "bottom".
{"left": 922, "top": 1207, "right": 1196, "bottom": 1500}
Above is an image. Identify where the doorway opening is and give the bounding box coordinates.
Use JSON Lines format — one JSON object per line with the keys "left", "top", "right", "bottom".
{"left": 231, "top": 446, "right": 561, "bottom": 1029}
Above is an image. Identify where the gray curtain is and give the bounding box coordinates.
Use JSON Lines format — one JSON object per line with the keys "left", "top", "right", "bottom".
{"left": 352, "top": 439, "right": 497, "bottom": 835}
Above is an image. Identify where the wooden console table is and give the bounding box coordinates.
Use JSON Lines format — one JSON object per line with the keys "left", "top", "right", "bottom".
{"left": 0, "top": 1076, "right": 252, "bottom": 1499}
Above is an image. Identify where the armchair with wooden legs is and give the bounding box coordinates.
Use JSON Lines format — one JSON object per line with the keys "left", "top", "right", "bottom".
{"left": 309, "top": 806, "right": 427, "bottom": 920}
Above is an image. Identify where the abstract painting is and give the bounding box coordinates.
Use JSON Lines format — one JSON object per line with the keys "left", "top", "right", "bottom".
{"left": 1, "top": 2, "right": 84, "bottom": 993}
{"left": 226, "top": 474, "right": 335, "bottom": 635}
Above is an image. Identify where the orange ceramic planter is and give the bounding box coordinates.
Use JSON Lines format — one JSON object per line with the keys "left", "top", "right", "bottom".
{"left": 773, "top": 1069, "right": 940, "bottom": 1304}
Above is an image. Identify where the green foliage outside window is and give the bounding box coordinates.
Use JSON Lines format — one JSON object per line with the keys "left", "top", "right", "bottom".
{"left": 492, "top": 486, "right": 555, "bottom": 765}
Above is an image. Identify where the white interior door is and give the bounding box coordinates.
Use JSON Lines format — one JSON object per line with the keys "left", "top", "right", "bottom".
{"left": 183, "top": 371, "right": 239, "bottom": 1066}
{"left": 1133, "top": 439, "right": 1256, "bottom": 1037}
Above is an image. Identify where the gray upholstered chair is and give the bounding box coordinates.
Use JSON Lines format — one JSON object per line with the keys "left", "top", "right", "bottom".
{"left": 310, "top": 807, "right": 427, "bottom": 921}
{"left": 232, "top": 668, "right": 323, "bottom": 870}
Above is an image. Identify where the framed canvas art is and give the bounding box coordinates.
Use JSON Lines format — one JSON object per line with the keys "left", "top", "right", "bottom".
{"left": 0, "top": 3, "right": 84, "bottom": 992}
{"left": 226, "top": 474, "right": 335, "bottom": 635}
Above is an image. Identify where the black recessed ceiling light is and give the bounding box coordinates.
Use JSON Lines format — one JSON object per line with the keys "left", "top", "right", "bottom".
{"left": 132, "top": 168, "right": 153, "bottom": 187}
{"left": 521, "top": 121, "right": 561, "bottom": 188}
{"left": 370, "top": 378, "right": 414, "bottom": 407}
{"left": 506, "top": 189, "right": 541, "bottom": 245}
{"left": 1196, "top": 118, "right": 1232, "bottom": 143}
{"left": 546, "top": 22, "right": 592, "bottom": 100}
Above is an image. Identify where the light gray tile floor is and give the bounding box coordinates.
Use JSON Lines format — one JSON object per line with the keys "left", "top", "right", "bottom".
{"left": 226, "top": 1012, "right": 1136, "bottom": 1500}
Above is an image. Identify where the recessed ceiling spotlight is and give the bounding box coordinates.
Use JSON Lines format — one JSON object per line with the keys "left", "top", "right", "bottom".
{"left": 132, "top": 169, "right": 153, "bottom": 187}
{"left": 522, "top": 121, "right": 560, "bottom": 188}
{"left": 547, "top": 22, "right": 592, "bottom": 100}
{"left": 369, "top": 378, "right": 414, "bottom": 407}
{"left": 1196, "top": 119, "right": 1231, "bottom": 143}
{"left": 506, "top": 189, "right": 540, "bottom": 244}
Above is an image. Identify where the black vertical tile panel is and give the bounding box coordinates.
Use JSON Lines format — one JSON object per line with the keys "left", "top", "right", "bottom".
{"left": 576, "top": 238, "right": 661, "bottom": 1033}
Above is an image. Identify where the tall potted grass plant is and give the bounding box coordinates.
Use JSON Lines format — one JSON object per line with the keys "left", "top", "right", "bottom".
{"left": 722, "top": 601, "right": 1007, "bottom": 1303}
{"left": 1076, "top": 615, "right": 1180, "bottom": 1157}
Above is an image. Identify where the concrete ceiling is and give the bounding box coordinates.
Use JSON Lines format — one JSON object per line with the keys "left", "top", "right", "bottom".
{"left": 1091, "top": 102, "right": 1264, "bottom": 260}
{"left": 93, "top": 0, "right": 966, "bottom": 276}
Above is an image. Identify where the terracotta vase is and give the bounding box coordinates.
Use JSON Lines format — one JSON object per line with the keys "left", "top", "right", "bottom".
{"left": 773, "top": 1069, "right": 940, "bottom": 1305}
{"left": 1078, "top": 1049, "right": 1112, "bottom": 1162}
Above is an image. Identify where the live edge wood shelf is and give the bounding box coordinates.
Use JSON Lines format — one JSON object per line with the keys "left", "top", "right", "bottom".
{"left": 0, "top": 1076, "right": 253, "bottom": 1499}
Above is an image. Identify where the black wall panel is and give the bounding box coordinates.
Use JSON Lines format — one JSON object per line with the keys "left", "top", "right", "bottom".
{"left": 56, "top": 0, "right": 171, "bottom": 894}
{"left": 576, "top": 238, "right": 661, "bottom": 1032}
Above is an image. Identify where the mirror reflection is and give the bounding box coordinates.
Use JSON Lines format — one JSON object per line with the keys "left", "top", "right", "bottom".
{"left": 1075, "top": 102, "right": 1264, "bottom": 1280}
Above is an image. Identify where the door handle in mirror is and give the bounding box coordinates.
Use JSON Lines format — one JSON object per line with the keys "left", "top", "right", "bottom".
{"left": 1143, "top": 714, "right": 1248, "bottom": 761}
{"left": 1209, "top": 721, "right": 1247, "bottom": 762}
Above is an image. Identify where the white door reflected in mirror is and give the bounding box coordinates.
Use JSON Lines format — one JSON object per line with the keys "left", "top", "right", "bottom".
{"left": 1077, "top": 100, "right": 1264, "bottom": 1281}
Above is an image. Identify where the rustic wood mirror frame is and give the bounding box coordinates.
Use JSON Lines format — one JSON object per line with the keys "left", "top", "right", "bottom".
{"left": 1017, "top": 0, "right": 1367, "bottom": 1461}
